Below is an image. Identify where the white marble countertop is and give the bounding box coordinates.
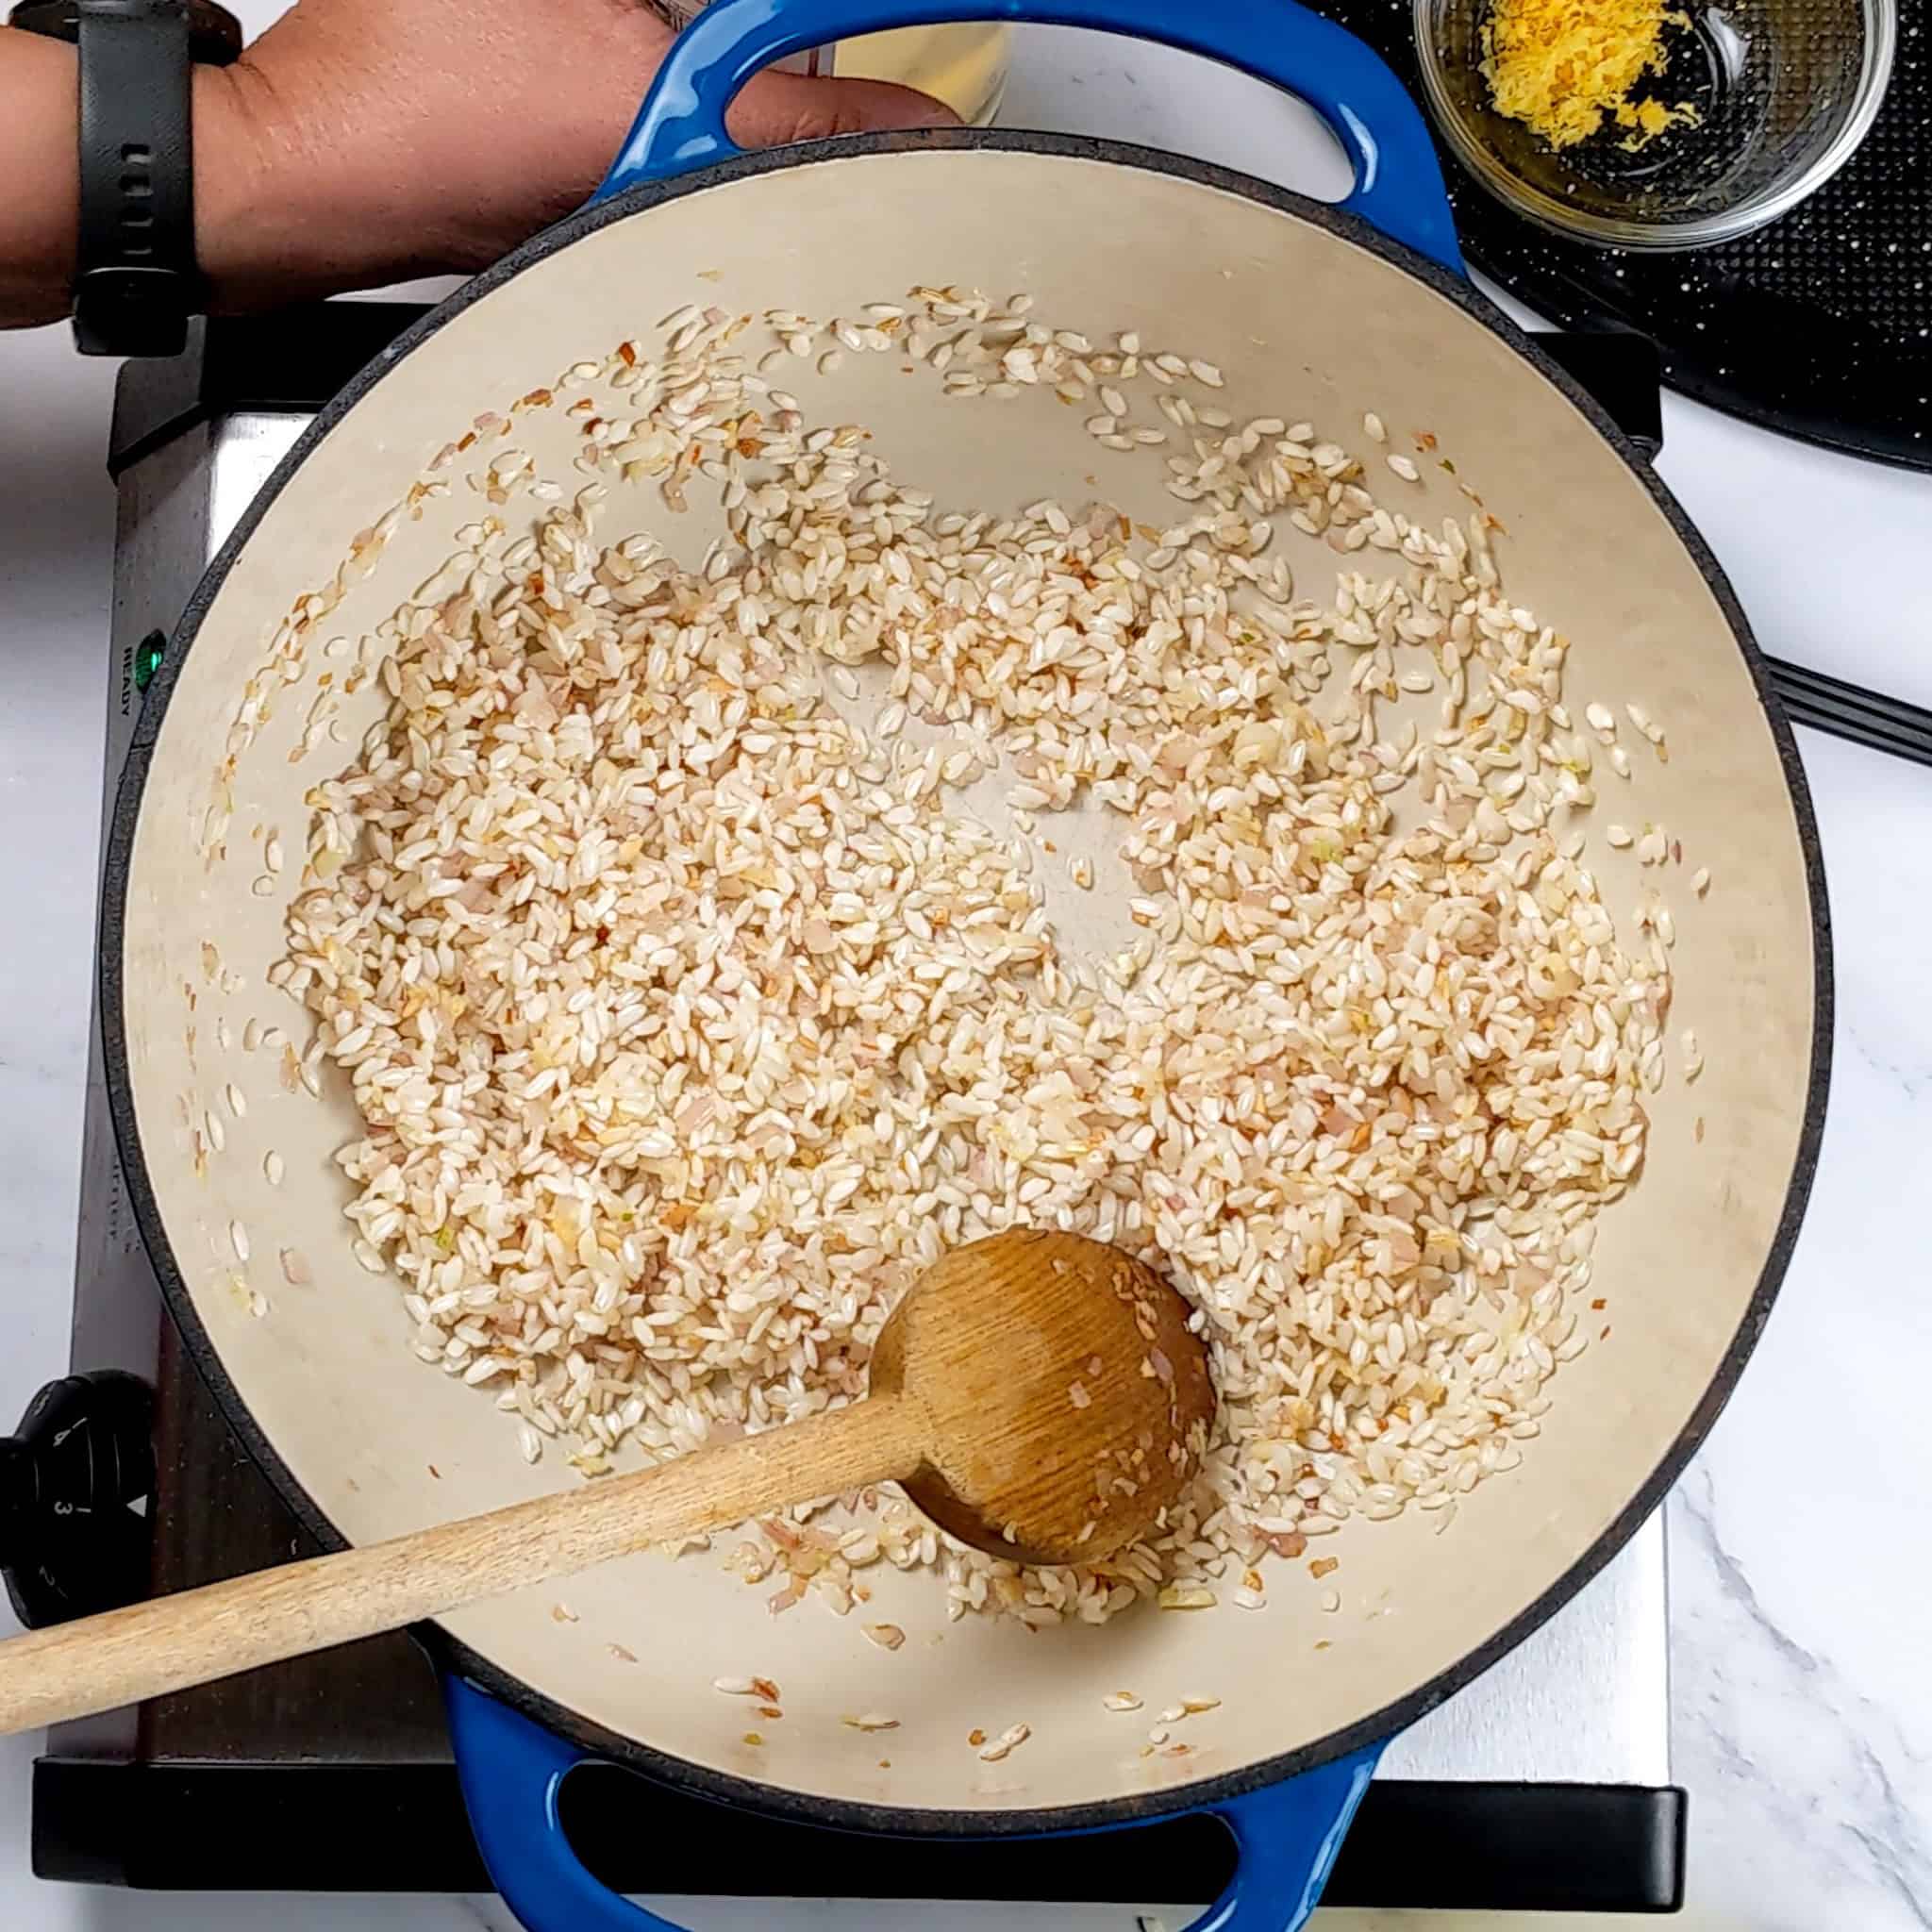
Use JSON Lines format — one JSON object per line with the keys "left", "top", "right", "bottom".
{"left": 1, "top": 13, "right": 1927, "bottom": 1932}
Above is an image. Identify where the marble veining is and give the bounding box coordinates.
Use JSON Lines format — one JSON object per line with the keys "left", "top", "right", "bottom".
{"left": 1662, "top": 726, "right": 1932, "bottom": 1931}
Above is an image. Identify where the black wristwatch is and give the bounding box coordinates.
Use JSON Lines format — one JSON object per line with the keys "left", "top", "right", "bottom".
{"left": 9, "top": 0, "right": 242, "bottom": 357}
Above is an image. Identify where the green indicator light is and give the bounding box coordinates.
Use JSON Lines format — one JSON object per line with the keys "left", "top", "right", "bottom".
{"left": 134, "top": 630, "right": 166, "bottom": 692}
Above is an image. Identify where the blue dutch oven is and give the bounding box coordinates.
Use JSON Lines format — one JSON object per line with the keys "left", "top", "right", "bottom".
{"left": 102, "top": 0, "right": 1828, "bottom": 1926}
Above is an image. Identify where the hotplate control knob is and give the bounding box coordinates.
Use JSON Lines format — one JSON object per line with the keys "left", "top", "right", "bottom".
{"left": 0, "top": 1371, "right": 154, "bottom": 1631}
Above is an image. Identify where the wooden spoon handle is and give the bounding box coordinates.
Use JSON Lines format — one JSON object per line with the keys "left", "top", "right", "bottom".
{"left": 0, "top": 1390, "right": 925, "bottom": 1737}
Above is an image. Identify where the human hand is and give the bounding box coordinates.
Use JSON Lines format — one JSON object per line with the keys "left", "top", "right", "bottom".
{"left": 195, "top": 0, "right": 956, "bottom": 307}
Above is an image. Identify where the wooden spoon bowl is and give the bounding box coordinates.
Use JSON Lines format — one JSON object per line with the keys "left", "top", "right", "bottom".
{"left": 878, "top": 1227, "right": 1214, "bottom": 1564}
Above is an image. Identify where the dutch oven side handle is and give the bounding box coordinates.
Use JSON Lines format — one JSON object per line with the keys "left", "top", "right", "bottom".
{"left": 1144, "top": 1743, "right": 1386, "bottom": 1930}
{"left": 592, "top": 0, "right": 1466, "bottom": 275}
{"left": 447, "top": 1673, "right": 1384, "bottom": 1932}
{"left": 446, "top": 1675, "right": 685, "bottom": 1932}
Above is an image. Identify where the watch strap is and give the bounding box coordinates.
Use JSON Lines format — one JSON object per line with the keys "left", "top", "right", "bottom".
{"left": 8, "top": 0, "right": 242, "bottom": 60}
{"left": 72, "top": 0, "right": 197, "bottom": 357}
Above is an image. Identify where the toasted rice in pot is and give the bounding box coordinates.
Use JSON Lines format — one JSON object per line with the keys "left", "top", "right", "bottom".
{"left": 257, "top": 291, "right": 1668, "bottom": 1626}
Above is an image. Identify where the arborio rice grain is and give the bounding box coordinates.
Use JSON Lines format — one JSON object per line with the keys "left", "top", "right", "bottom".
{"left": 271, "top": 289, "right": 1667, "bottom": 1627}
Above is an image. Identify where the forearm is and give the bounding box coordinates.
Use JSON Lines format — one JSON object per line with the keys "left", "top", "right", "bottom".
{"left": 2, "top": 1, "right": 949, "bottom": 335}
{"left": 189, "top": 57, "right": 475, "bottom": 312}
{"left": 0, "top": 31, "right": 85, "bottom": 326}
{"left": 0, "top": 27, "right": 453, "bottom": 329}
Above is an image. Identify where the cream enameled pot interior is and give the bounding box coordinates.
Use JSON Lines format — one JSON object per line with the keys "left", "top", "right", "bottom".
{"left": 117, "top": 145, "right": 1818, "bottom": 1817}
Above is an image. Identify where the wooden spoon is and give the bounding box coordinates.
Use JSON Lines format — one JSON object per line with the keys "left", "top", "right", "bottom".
{"left": 0, "top": 1228, "right": 1212, "bottom": 1736}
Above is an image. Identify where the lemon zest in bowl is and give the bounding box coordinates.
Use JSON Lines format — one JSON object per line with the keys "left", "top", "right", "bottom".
{"left": 1480, "top": 0, "right": 1702, "bottom": 150}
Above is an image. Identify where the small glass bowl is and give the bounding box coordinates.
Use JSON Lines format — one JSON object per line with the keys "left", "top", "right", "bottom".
{"left": 1413, "top": 0, "right": 1896, "bottom": 249}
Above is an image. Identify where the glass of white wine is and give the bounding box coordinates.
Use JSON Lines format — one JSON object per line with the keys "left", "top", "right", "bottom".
{"left": 644, "top": 2, "right": 1011, "bottom": 127}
